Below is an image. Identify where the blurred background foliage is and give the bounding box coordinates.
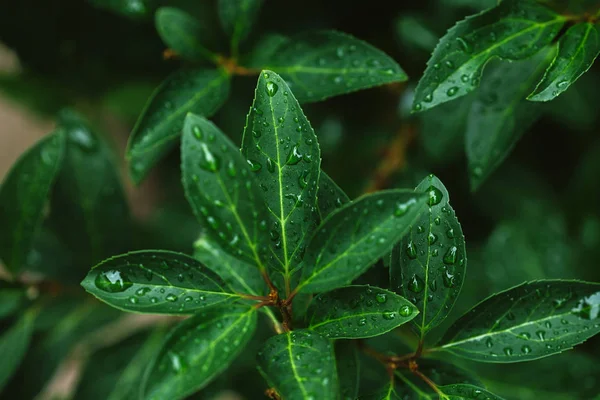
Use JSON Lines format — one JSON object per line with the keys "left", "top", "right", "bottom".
{"left": 1, "top": 0, "right": 599, "bottom": 399}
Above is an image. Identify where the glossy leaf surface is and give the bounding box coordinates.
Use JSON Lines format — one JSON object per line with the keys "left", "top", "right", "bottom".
{"left": 182, "top": 114, "right": 269, "bottom": 270}
{"left": 412, "top": 0, "right": 565, "bottom": 112}
{"left": 143, "top": 305, "right": 257, "bottom": 400}
{"left": 127, "top": 68, "right": 230, "bottom": 183}
{"left": 529, "top": 22, "right": 600, "bottom": 101}
{"left": 257, "top": 329, "right": 337, "bottom": 400}
{"left": 265, "top": 31, "right": 407, "bottom": 103}
{"left": 241, "top": 71, "right": 321, "bottom": 282}
{"left": 298, "top": 190, "right": 428, "bottom": 294}
{"left": 317, "top": 170, "right": 350, "bottom": 221}
{"left": 81, "top": 250, "right": 238, "bottom": 314}
{"left": 390, "top": 175, "right": 466, "bottom": 335}
{"left": 0, "top": 131, "right": 65, "bottom": 273}
{"left": 437, "top": 280, "right": 600, "bottom": 362}
{"left": 307, "top": 285, "right": 418, "bottom": 339}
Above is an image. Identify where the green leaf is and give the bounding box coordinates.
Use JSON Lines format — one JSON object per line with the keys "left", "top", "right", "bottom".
{"left": 257, "top": 329, "right": 338, "bottom": 400}
{"left": 436, "top": 280, "right": 600, "bottom": 363}
{"left": 244, "top": 34, "right": 291, "bottom": 68}
{"left": 390, "top": 174, "right": 466, "bottom": 335}
{"left": 182, "top": 114, "right": 269, "bottom": 270}
{"left": 193, "top": 235, "right": 266, "bottom": 296}
{"left": 317, "top": 170, "right": 350, "bottom": 222}
{"left": 81, "top": 250, "right": 239, "bottom": 314}
{"left": 439, "top": 384, "right": 505, "bottom": 399}
{"left": 412, "top": 0, "right": 566, "bottom": 112}
{"left": 127, "top": 68, "right": 230, "bottom": 184}
{"left": 359, "top": 379, "right": 399, "bottom": 400}
{"left": 218, "top": 0, "right": 264, "bottom": 55}
{"left": 241, "top": 71, "right": 321, "bottom": 284}
{"left": 0, "top": 309, "right": 36, "bottom": 391}
{"left": 0, "top": 131, "right": 65, "bottom": 273}
{"left": 87, "top": 0, "right": 152, "bottom": 19}
{"left": 49, "top": 110, "right": 132, "bottom": 266}
{"left": 336, "top": 341, "right": 361, "bottom": 400}
{"left": 0, "top": 285, "right": 26, "bottom": 320}
{"left": 265, "top": 31, "right": 408, "bottom": 103}
{"left": 528, "top": 22, "right": 600, "bottom": 101}
{"left": 466, "top": 47, "right": 553, "bottom": 190}
{"left": 155, "top": 7, "right": 218, "bottom": 62}
{"left": 306, "top": 285, "right": 418, "bottom": 339}
{"left": 107, "top": 329, "right": 166, "bottom": 400}
{"left": 143, "top": 305, "right": 257, "bottom": 400}
{"left": 297, "top": 190, "right": 428, "bottom": 294}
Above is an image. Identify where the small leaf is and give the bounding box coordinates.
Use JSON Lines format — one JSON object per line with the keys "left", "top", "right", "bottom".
{"left": 390, "top": 174, "right": 466, "bottom": 335}
{"left": 317, "top": 170, "right": 350, "bottom": 222}
{"left": 81, "top": 250, "right": 239, "bottom": 314}
{"left": 193, "top": 235, "right": 266, "bottom": 296}
{"left": 336, "top": 341, "right": 360, "bottom": 400}
{"left": 0, "top": 309, "right": 36, "bottom": 391}
{"left": 242, "top": 71, "right": 321, "bottom": 284}
{"left": 466, "top": 47, "right": 553, "bottom": 190}
{"left": 0, "top": 131, "right": 65, "bottom": 273}
{"left": 265, "top": 31, "right": 407, "bottom": 103}
{"left": 412, "top": 0, "right": 565, "bottom": 112}
{"left": 49, "top": 110, "right": 132, "bottom": 266}
{"left": 143, "top": 305, "right": 257, "bottom": 400}
{"left": 307, "top": 285, "right": 418, "bottom": 339}
{"left": 218, "top": 0, "right": 264, "bottom": 54}
{"left": 155, "top": 7, "right": 218, "bottom": 62}
{"left": 529, "top": 22, "right": 600, "bottom": 102}
{"left": 127, "top": 68, "right": 230, "bottom": 184}
{"left": 182, "top": 114, "right": 269, "bottom": 270}
{"left": 440, "top": 384, "right": 505, "bottom": 399}
{"left": 257, "top": 329, "right": 338, "bottom": 400}
{"left": 297, "top": 190, "right": 428, "bottom": 294}
{"left": 436, "top": 280, "right": 600, "bottom": 363}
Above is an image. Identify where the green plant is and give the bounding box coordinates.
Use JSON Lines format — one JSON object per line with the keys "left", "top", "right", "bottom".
{"left": 2, "top": 1, "right": 600, "bottom": 399}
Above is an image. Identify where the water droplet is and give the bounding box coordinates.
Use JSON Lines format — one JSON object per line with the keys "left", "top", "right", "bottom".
{"left": 521, "top": 345, "right": 531, "bottom": 354}
{"left": 199, "top": 143, "right": 220, "bottom": 172}
{"left": 519, "top": 332, "right": 531, "bottom": 340}
{"left": 166, "top": 294, "right": 178, "bottom": 302}
{"left": 150, "top": 297, "right": 158, "bottom": 303}
{"left": 434, "top": 217, "right": 441, "bottom": 225}
{"left": 426, "top": 185, "right": 443, "bottom": 206}
{"left": 94, "top": 270, "right": 132, "bottom": 293}
{"left": 556, "top": 80, "right": 568, "bottom": 89}
{"left": 394, "top": 198, "right": 416, "bottom": 216}
{"left": 382, "top": 312, "right": 396, "bottom": 320}
{"left": 399, "top": 305, "right": 412, "bottom": 317}
{"left": 456, "top": 37, "right": 472, "bottom": 53}
{"left": 286, "top": 145, "right": 303, "bottom": 165}
{"left": 442, "top": 267, "right": 455, "bottom": 288}
{"left": 128, "top": 296, "right": 138, "bottom": 304}
{"left": 136, "top": 287, "right": 151, "bottom": 296}
{"left": 444, "top": 60, "right": 454, "bottom": 68}
{"left": 424, "top": 93, "right": 433, "bottom": 103}
{"left": 358, "top": 318, "right": 367, "bottom": 326}
{"left": 485, "top": 338, "right": 493, "bottom": 348}
{"left": 408, "top": 274, "right": 425, "bottom": 293}
{"left": 461, "top": 74, "right": 469, "bottom": 83}
{"left": 443, "top": 246, "right": 458, "bottom": 264}
{"left": 266, "top": 81, "right": 279, "bottom": 97}
{"left": 376, "top": 293, "right": 387, "bottom": 303}
{"left": 427, "top": 232, "right": 438, "bottom": 245}
{"left": 446, "top": 228, "right": 455, "bottom": 239}
{"left": 536, "top": 330, "right": 546, "bottom": 341}
{"left": 446, "top": 86, "right": 458, "bottom": 97}
{"left": 503, "top": 347, "right": 513, "bottom": 356}
{"left": 406, "top": 241, "right": 417, "bottom": 259}
{"left": 247, "top": 159, "right": 262, "bottom": 172}
{"left": 192, "top": 125, "right": 203, "bottom": 139}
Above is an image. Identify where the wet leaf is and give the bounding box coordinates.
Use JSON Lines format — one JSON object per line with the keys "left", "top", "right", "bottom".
{"left": 81, "top": 250, "right": 239, "bottom": 314}
{"left": 0, "top": 131, "right": 65, "bottom": 273}
{"left": 390, "top": 174, "right": 466, "bottom": 335}
{"left": 143, "top": 305, "right": 257, "bottom": 400}
{"left": 529, "top": 22, "right": 600, "bottom": 101}
{"left": 412, "top": 0, "right": 565, "bottom": 112}
{"left": 306, "top": 285, "right": 418, "bottom": 339}
{"left": 127, "top": 68, "right": 230, "bottom": 184}
{"left": 336, "top": 341, "right": 361, "bottom": 400}
{"left": 297, "top": 190, "right": 428, "bottom": 294}
{"left": 257, "top": 329, "right": 338, "bottom": 400}
{"left": 182, "top": 114, "right": 269, "bottom": 271}
{"left": 436, "top": 280, "right": 600, "bottom": 362}
{"left": 439, "top": 383, "right": 505, "bottom": 399}
{"left": 317, "top": 170, "right": 350, "bottom": 222}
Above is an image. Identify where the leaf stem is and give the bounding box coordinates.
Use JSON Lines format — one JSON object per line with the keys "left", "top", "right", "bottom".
{"left": 412, "top": 369, "right": 447, "bottom": 398}
{"left": 261, "top": 307, "right": 284, "bottom": 335}
{"left": 216, "top": 55, "right": 261, "bottom": 76}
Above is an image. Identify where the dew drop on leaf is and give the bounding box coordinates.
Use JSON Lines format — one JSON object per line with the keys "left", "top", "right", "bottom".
{"left": 406, "top": 240, "right": 417, "bottom": 259}
{"left": 376, "top": 293, "right": 387, "bottom": 303}
{"left": 443, "top": 246, "right": 458, "bottom": 264}
{"left": 265, "top": 81, "right": 279, "bottom": 97}
{"left": 399, "top": 305, "right": 412, "bottom": 317}
{"left": 408, "top": 274, "right": 425, "bottom": 293}
{"left": 286, "top": 145, "right": 303, "bottom": 165}
{"left": 94, "top": 270, "right": 132, "bottom": 293}
{"left": 427, "top": 185, "right": 443, "bottom": 206}
{"left": 382, "top": 312, "right": 396, "bottom": 320}
{"left": 166, "top": 294, "right": 178, "bottom": 302}
{"left": 198, "top": 143, "right": 220, "bottom": 172}
{"left": 247, "top": 159, "right": 262, "bottom": 172}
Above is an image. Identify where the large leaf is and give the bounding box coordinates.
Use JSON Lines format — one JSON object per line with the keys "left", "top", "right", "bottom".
{"left": 336, "top": 341, "right": 361, "bottom": 400}
{"left": 264, "top": 31, "right": 407, "bottom": 103}
{"left": 127, "top": 68, "right": 230, "bottom": 184}
{"left": 529, "top": 22, "right": 600, "bottom": 102}
{"left": 81, "top": 250, "right": 239, "bottom": 314}
{"left": 143, "top": 305, "right": 257, "bottom": 400}
{"left": 218, "top": 0, "right": 264, "bottom": 54}
{"left": 317, "top": 170, "right": 350, "bottom": 222}
{"left": 297, "top": 190, "right": 428, "bottom": 294}
{"left": 0, "top": 131, "right": 65, "bottom": 273}
{"left": 436, "top": 280, "right": 600, "bottom": 362}
{"left": 193, "top": 235, "right": 266, "bottom": 296}
{"left": 439, "top": 384, "right": 504, "bottom": 399}
{"left": 182, "top": 114, "right": 269, "bottom": 270}
{"left": 49, "top": 110, "right": 131, "bottom": 267}
{"left": 412, "top": 0, "right": 566, "bottom": 112}
{"left": 257, "top": 329, "right": 338, "bottom": 400}
{"left": 0, "top": 309, "right": 36, "bottom": 391}
{"left": 241, "top": 71, "right": 321, "bottom": 285}
{"left": 466, "top": 48, "right": 553, "bottom": 190}
{"left": 155, "top": 7, "right": 218, "bottom": 62}
{"left": 390, "top": 175, "right": 466, "bottom": 335}
{"left": 306, "top": 285, "right": 418, "bottom": 339}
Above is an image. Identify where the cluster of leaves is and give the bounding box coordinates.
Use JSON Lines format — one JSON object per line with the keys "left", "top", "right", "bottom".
{"left": 1, "top": 0, "right": 600, "bottom": 399}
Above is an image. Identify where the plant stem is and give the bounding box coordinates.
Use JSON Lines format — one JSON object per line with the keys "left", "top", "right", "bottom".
{"left": 261, "top": 307, "right": 284, "bottom": 334}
